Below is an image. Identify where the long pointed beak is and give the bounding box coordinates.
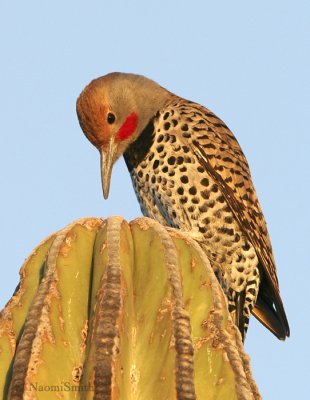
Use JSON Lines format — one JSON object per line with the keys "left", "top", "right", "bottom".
{"left": 100, "top": 140, "right": 115, "bottom": 199}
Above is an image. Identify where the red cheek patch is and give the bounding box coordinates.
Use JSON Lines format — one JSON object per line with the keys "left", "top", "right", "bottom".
{"left": 116, "top": 112, "right": 138, "bottom": 141}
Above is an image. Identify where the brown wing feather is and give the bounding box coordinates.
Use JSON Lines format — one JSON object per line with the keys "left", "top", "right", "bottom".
{"left": 177, "top": 99, "right": 289, "bottom": 338}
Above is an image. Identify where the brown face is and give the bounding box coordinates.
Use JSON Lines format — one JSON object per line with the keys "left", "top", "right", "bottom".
{"left": 76, "top": 81, "right": 138, "bottom": 198}
{"left": 76, "top": 89, "right": 114, "bottom": 150}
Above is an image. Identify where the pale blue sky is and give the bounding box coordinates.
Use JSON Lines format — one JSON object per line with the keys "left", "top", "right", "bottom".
{"left": 0, "top": 1, "right": 309, "bottom": 398}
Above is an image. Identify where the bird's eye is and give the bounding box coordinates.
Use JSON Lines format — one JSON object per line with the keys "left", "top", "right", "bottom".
{"left": 107, "top": 113, "right": 116, "bottom": 124}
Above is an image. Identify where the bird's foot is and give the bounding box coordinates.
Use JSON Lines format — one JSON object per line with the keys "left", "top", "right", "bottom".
{"left": 185, "top": 231, "right": 205, "bottom": 242}
{"left": 166, "top": 227, "right": 205, "bottom": 243}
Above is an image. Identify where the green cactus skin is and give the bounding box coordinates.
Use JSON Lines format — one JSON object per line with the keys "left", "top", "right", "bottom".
{"left": 0, "top": 233, "right": 56, "bottom": 397}
{"left": 0, "top": 217, "right": 261, "bottom": 400}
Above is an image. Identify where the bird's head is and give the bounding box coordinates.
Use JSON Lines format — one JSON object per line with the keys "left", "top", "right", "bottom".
{"left": 76, "top": 72, "right": 171, "bottom": 198}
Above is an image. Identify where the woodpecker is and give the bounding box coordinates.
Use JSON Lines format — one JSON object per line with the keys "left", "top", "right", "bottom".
{"left": 76, "top": 72, "right": 289, "bottom": 340}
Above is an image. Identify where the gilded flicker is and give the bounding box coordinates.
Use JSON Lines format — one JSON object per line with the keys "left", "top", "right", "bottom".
{"left": 76, "top": 72, "right": 289, "bottom": 340}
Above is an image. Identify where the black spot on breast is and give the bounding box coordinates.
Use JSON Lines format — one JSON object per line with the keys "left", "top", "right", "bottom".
{"left": 172, "top": 119, "right": 178, "bottom": 126}
{"left": 177, "top": 187, "right": 184, "bottom": 195}
{"left": 207, "top": 200, "right": 215, "bottom": 208}
{"left": 199, "top": 204, "right": 208, "bottom": 212}
{"left": 201, "top": 190, "right": 210, "bottom": 199}
{"left": 211, "top": 184, "right": 219, "bottom": 193}
{"left": 177, "top": 156, "right": 184, "bottom": 165}
{"left": 201, "top": 178, "right": 209, "bottom": 187}
{"left": 138, "top": 170, "right": 143, "bottom": 178}
{"left": 242, "top": 242, "right": 251, "bottom": 251}
{"left": 162, "top": 166, "right": 168, "bottom": 173}
{"left": 238, "top": 277, "right": 245, "bottom": 286}
{"left": 157, "top": 145, "right": 164, "bottom": 153}
{"left": 188, "top": 206, "right": 195, "bottom": 213}
{"left": 164, "top": 122, "right": 171, "bottom": 130}
{"left": 180, "top": 166, "right": 187, "bottom": 172}
{"left": 182, "top": 146, "right": 190, "bottom": 153}
{"left": 181, "top": 175, "right": 189, "bottom": 184}
{"left": 151, "top": 176, "right": 156, "bottom": 184}
{"left": 181, "top": 124, "right": 189, "bottom": 131}
{"left": 182, "top": 132, "right": 191, "bottom": 139}
{"left": 157, "top": 134, "right": 164, "bottom": 143}
{"left": 180, "top": 196, "right": 188, "bottom": 204}
{"left": 168, "top": 156, "right": 176, "bottom": 165}
{"left": 164, "top": 134, "right": 169, "bottom": 143}
{"left": 197, "top": 166, "right": 204, "bottom": 173}
{"left": 189, "top": 186, "right": 197, "bottom": 195}
{"left": 217, "top": 195, "right": 225, "bottom": 203}
{"left": 218, "top": 227, "right": 234, "bottom": 236}
{"left": 163, "top": 112, "right": 170, "bottom": 120}
{"left": 153, "top": 160, "right": 159, "bottom": 169}
{"left": 170, "top": 135, "right": 176, "bottom": 143}
{"left": 148, "top": 153, "right": 154, "bottom": 161}
{"left": 224, "top": 216, "right": 233, "bottom": 224}
{"left": 191, "top": 197, "right": 199, "bottom": 204}
{"left": 234, "top": 233, "right": 240, "bottom": 242}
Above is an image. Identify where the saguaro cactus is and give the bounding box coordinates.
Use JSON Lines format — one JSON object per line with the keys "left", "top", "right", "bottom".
{"left": 0, "top": 217, "right": 261, "bottom": 399}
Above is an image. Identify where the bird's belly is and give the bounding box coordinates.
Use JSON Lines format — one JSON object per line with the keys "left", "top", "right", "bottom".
{"left": 131, "top": 159, "right": 259, "bottom": 295}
